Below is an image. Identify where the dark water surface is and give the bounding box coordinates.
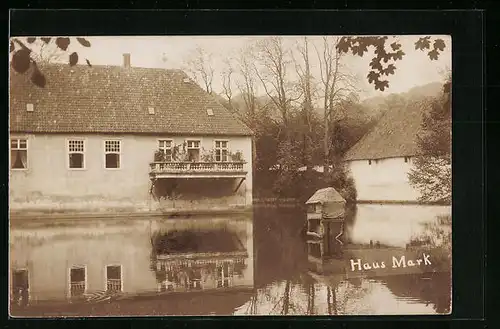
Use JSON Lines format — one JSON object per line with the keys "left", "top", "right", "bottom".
{"left": 9, "top": 205, "right": 451, "bottom": 317}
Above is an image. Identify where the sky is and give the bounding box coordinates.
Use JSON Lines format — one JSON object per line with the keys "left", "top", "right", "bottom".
{"left": 16, "top": 35, "right": 451, "bottom": 101}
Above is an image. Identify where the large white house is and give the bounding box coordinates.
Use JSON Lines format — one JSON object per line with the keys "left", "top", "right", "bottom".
{"left": 9, "top": 55, "right": 253, "bottom": 214}
{"left": 343, "top": 101, "right": 425, "bottom": 203}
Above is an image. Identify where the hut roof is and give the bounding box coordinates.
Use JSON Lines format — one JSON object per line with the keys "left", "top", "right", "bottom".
{"left": 305, "top": 187, "right": 346, "bottom": 205}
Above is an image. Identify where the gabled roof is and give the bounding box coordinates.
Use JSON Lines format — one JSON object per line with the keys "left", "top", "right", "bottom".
{"left": 343, "top": 100, "right": 426, "bottom": 161}
{"left": 306, "top": 187, "right": 346, "bottom": 205}
{"left": 9, "top": 64, "right": 253, "bottom": 136}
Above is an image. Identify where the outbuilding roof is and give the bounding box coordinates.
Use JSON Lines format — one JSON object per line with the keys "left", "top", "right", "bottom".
{"left": 343, "top": 100, "right": 425, "bottom": 161}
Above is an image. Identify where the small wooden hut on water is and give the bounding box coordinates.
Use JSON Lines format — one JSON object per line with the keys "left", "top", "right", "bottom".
{"left": 305, "top": 187, "right": 347, "bottom": 257}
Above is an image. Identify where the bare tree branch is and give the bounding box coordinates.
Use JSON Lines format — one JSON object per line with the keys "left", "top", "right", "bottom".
{"left": 186, "top": 46, "right": 215, "bottom": 94}
{"left": 221, "top": 58, "right": 235, "bottom": 111}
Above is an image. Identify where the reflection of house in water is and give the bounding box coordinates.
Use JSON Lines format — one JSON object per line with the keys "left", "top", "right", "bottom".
{"left": 10, "top": 222, "right": 156, "bottom": 303}
{"left": 10, "top": 216, "right": 254, "bottom": 307}
{"left": 150, "top": 228, "right": 252, "bottom": 292}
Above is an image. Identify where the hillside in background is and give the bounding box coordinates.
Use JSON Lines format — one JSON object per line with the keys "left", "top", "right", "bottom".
{"left": 215, "top": 81, "right": 444, "bottom": 126}
{"left": 360, "top": 81, "right": 444, "bottom": 120}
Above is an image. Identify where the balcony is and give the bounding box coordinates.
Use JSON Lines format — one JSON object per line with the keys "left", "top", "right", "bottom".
{"left": 149, "top": 161, "right": 247, "bottom": 179}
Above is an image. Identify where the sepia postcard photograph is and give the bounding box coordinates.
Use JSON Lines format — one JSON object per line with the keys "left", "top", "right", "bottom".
{"left": 9, "top": 34, "right": 452, "bottom": 317}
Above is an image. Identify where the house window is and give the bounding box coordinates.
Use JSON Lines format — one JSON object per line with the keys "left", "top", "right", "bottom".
{"left": 10, "top": 138, "right": 28, "bottom": 169}
{"left": 69, "top": 266, "right": 86, "bottom": 297}
{"left": 105, "top": 140, "right": 121, "bottom": 169}
{"left": 158, "top": 140, "right": 173, "bottom": 162}
{"left": 106, "top": 265, "right": 123, "bottom": 292}
{"left": 214, "top": 140, "right": 229, "bottom": 162}
{"left": 68, "top": 140, "right": 85, "bottom": 169}
{"left": 187, "top": 140, "right": 200, "bottom": 162}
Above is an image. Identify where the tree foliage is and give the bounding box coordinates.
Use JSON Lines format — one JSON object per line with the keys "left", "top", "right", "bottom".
{"left": 336, "top": 36, "right": 447, "bottom": 91}
{"left": 408, "top": 80, "right": 451, "bottom": 204}
{"left": 9, "top": 37, "right": 92, "bottom": 88}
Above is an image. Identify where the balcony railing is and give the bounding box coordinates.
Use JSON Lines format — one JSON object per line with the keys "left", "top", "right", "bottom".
{"left": 106, "top": 279, "right": 122, "bottom": 292}
{"left": 70, "top": 281, "right": 86, "bottom": 297}
{"left": 149, "top": 161, "right": 247, "bottom": 177}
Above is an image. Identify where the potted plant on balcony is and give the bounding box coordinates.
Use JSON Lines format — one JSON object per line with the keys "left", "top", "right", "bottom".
{"left": 200, "top": 147, "right": 215, "bottom": 162}
{"left": 230, "top": 150, "right": 245, "bottom": 162}
{"left": 154, "top": 150, "right": 166, "bottom": 162}
{"left": 172, "top": 144, "right": 189, "bottom": 162}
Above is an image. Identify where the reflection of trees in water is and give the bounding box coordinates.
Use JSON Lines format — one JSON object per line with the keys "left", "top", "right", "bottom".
{"left": 240, "top": 279, "right": 341, "bottom": 315}
{"left": 254, "top": 208, "right": 309, "bottom": 285}
{"left": 239, "top": 280, "right": 307, "bottom": 315}
{"left": 326, "top": 286, "right": 337, "bottom": 315}
{"left": 383, "top": 273, "right": 451, "bottom": 314}
{"left": 334, "top": 279, "right": 375, "bottom": 315}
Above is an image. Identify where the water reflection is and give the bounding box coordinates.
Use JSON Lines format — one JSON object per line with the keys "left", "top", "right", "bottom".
{"left": 150, "top": 228, "right": 251, "bottom": 292}
{"left": 10, "top": 204, "right": 451, "bottom": 316}
{"left": 10, "top": 214, "right": 254, "bottom": 315}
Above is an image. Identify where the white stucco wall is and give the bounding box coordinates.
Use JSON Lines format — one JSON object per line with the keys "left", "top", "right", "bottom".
{"left": 10, "top": 224, "right": 157, "bottom": 301}
{"left": 9, "top": 133, "right": 253, "bottom": 212}
{"left": 347, "top": 157, "right": 421, "bottom": 202}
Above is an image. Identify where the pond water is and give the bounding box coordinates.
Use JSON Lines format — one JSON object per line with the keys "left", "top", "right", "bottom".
{"left": 9, "top": 204, "right": 451, "bottom": 317}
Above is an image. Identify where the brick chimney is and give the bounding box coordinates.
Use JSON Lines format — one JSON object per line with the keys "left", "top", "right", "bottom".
{"left": 123, "top": 53, "right": 131, "bottom": 68}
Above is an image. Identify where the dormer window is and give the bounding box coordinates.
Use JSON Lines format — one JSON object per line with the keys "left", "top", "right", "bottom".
{"left": 148, "top": 107, "right": 155, "bottom": 115}
{"left": 207, "top": 109, "right": 214, "bottom": 116}
{"left": 26, "top": 103, "right": 34, "bottom": 112}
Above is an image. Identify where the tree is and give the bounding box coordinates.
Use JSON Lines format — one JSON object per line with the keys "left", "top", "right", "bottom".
{"left": 235, "top": 45, "right": 259, "bottom": 121}
{"left": 254, "top": 37, "right": 300, "bottom": 130}
{"left": 221, "top": 58, "right": 235, "bottom": 112}
{"left": 293, "top": 37, "right": 317, "bottom": 170}
{"left": 314, "top": 36, "right": 359, "bottom": 173}
{"left": 186, "top": 46, "right": 215, "bottom": 94}
{"left": 9, "top": 37, "right": 92, "bottom": 88}
{"left": 408, "top": 79, "right": 451, "bottom": 203}
{"left": 253, "top": 37, "right": 303, "bottom": 194}
{"left": 336, "top": 36, "right": 447, "bottom": 91}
